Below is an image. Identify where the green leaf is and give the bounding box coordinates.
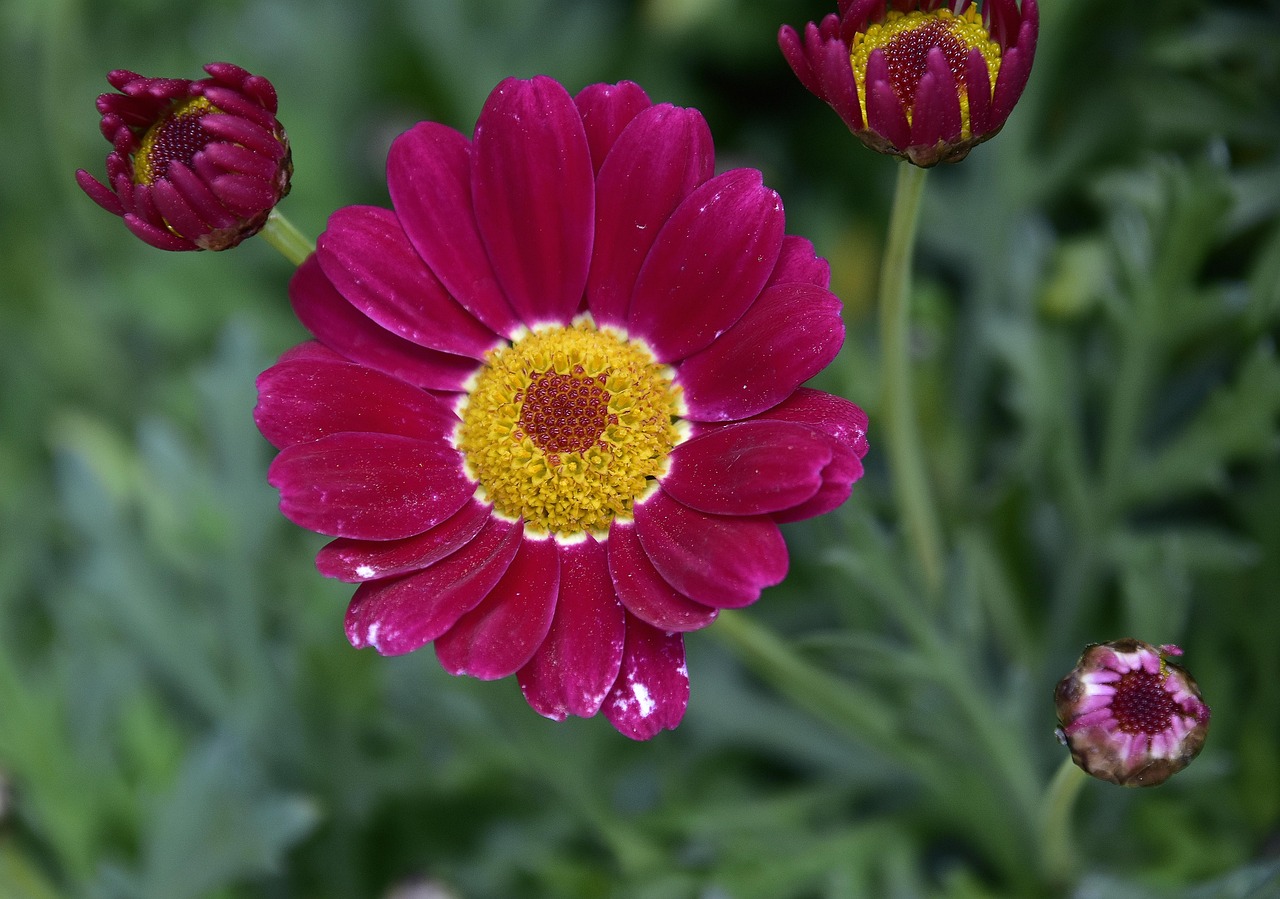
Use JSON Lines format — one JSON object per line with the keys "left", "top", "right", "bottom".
{"left": 1128, "top": 341, "right": 1280, "bottom": 504}
{"left": 132, "top": 734, "right": 320, "bottom": 899}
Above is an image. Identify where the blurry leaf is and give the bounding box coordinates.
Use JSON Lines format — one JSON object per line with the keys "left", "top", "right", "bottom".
{"left": 133, "top": 734, "right": 320, "bottom": 899}
{"left": 1077, "top": 856, "right": 1280, "bottom": 899}
{"left": 0, "top": 843, "right": 63, "bottom": 899}
{"left": 1247, "top": 220, "right": 1280, "bottom": 330}
{"left": 1039, "top": 237, "right": 1112, "bottom": 320}
{"left": 1128, "top": 342, "right": 1280, "bottom": 504}
{"left": 1113, "top": 527, "right": 1258, "bottom": 640}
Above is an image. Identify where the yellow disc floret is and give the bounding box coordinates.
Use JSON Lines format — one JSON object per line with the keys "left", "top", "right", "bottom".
{"left": 134, "top": 96, "right": 217, "bottom": 185}
{"left": 455, "top": 319, "right": 684, "bottom": 538}
{"left": 851, "top": 6, "right": 1002, "bottom": 137}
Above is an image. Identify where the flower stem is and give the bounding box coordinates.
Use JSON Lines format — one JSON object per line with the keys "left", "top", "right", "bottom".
{"left": 1039, "top": 755, "right": 1089, "bottom": 887}
{"left": 260, "top": 208, "right": 315, "bottom": 266}
{"left": 878, "top": 162, "right": 944, "bottom": 595}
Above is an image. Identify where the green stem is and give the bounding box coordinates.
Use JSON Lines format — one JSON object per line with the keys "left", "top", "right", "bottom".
{"left": 1039, "top": 755, "right": 1089, "bottom": 888}
{"left": 260, "top": 208, "right": 315, "bottom": 266}
{"left": 878, "top": 162, "right": 945, "bottom": 595}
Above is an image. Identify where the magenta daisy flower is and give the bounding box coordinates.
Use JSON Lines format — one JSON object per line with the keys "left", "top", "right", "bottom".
{"left": 254, "top": 76, "right": 868, "bottom": 739}
{"left": 76, "top": 63, "right": 292, "bottom": 251}
{"left": 779, "top": 0, "right": 1039, "bottom": 166}
{"left": 1055, "top": 640, "right": 1211, "bottom": 787}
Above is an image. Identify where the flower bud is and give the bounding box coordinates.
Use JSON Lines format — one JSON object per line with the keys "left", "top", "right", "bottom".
{"left": 1055, "top": 640, "right": 1210, "bottom": 787}
{"left": 76, "top": 63, "right": 292, "bottom": 251}
{"left": 779, "top": 0, "right": 1039, "bottom": 166}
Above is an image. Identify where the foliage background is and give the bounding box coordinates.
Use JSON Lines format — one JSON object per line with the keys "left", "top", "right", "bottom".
{"left": 2, "top": 0, "right": 1279, "bottom": 896}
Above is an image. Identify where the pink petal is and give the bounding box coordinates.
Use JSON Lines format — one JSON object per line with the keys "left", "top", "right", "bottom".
{"left": 316, "top": 205, "right": 501, "bottom": 359}
{"left": 289, "top": 256, "right": 478, "bottom": 392}
{"left": 345, "top": 516, "right": 522, "bottom": 655}
{"left": 435, "top": 534, "right": 560, "bottom": 680}
{"left": 603, "top": 617, "right": 689, "bottom": 740}
{"left": 627, "top": 169, "right": 785, "bottom": 363}
{"left": 990, "top": 43, "right": 1034, "bottom": 130}
{"left": 254, "top": 356, "right": 458, "bottom": 450}
{"left": 743, "top": 389, "right": 869, "bottom": 523}
{"left": 748, "top": 387, "right": 869, "bottom": 459}
{"left": 767, "top": 235, "right": 831, "bottom": 289}
{"left": 661, "top": 420, "right": 835, "bottom": 516}
{"left": 634, "top": 491, "right": 788, "bottom": 608}
{"left": 964, "top": 48, "right": 993, "bottom": 137}
{"left": 517, "top": 537, "right": 625, "bottom": 720}
{"left": 811, "top": 20, "right": 866, "bottom": 130}
{"left": 909, "top": 47, "right": 962, "bottom": 148}
{"left": 585, "top": 104, "right": 714, "bottom": 327}
{"left": 678, "top": 282, "right": 844, "bottom": 421}
{"left": 864, "top": 50, "right": 910, "bottom": 150}
{"left": 472, "top": 76, "right": 595, "bottom": 325}
{"left": 267, "top": 432, "right": 473, "bottom": 540}
{"left": 574, "top": 81, "right": 653, "bottom": 173}
{"left": 274, "top": 340, "right": 346, "bottom": 366}
{"left": 607, "top": 520, "right": 718, "bottom": 632}
{"left": 315, "top": 499, "right": 491, "bottom": 582}
{"left": 386, "top": 122, "right": 521, "bottom": 338}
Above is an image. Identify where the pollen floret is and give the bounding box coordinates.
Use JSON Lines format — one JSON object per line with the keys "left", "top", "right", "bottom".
{"left": 76, "top": 63, "right": 291, "bottom": 250}
{"left": 1055, "top": 639, "right": 1210, "bottom": 787}
{"left": 780, "top": 0, "right": 1039, "bottom": 166}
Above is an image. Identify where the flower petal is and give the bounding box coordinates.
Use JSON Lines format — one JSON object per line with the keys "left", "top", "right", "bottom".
{"left": 864, "top": 49, "right": 910, "bottom": 150}
{"left": 344, "top": 516, "right": 522, "bottom": 655}
{"left": 254, "top": 356, "right": 458, "bottom": 450}
{"left": 517, "top": 537, "right": 625, "bottom": 720}
{"left": 744, "top": 388, "right": 868, "bottom": 522}
{"left": 586, "top": 104, "right": 714, "bottom": 327}
{"left": 472, "top": 76, "right": 595, "bottom": 325}
{"left": 909, "top": 47, "right": 962, "bottom": 148}
{"left": 990, "top": 41, "right": 1035, "bottom": 130}
{"left": 607, "top": 521, "right": 718, "bottom": 632}
{"left": 317, "top": 205, "right": 500, "bottom": 359}
{"left": 634, "top": 491, "right": 788, "bottom": 608}
{"left": 604, "top": 617, "right": 689, "bottom": 741}
{"left": 315, "top": 499, "right": 491, "bottom": 582}
{"left": 678, "top": 282, "right": 844, "bottom": 421}
{"left": 747, "top": 387, "right": 869, "bottom": 459}
{"left": 628, "top": 169, "right": 785, "bottom": 363}
{"left": 661, "top": 420, "right": 835, "bottom": 516}
{"left": 964, "top": 48, "right": 993, "bottom": 138}
{"left": 290, "top": 255, "right": 478, "bottom": 392}
{"left": 767, "top": 235, "right": 831, "bottom": 289}
{"left": 267, "top": 432, "right": 472, "bottom": 540}
{"left": 387, "top": 122, "right": 521, "bottom": 338}
{"left": 435, "top": 535, "right": 560, "bottom": 680}
{"left": 574, "top": 81, "right": 653, "bottom": 173}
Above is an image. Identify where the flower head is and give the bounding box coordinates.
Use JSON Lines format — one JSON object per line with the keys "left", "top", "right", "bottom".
{"left": 1055, "top": 640, "right": 1211, "bottom": 787}
{"left": 76, "top": 63, "right": 292, "bottom": 250}
{"left": 779, "top": 0, "right": 1039, "bottom": 166}
{"left": 255, "top": 76, "right": 868, "bottom": 739}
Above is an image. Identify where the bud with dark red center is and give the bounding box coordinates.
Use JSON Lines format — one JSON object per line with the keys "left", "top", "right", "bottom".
{"left": 76, "top": 63, "right": 292, "bottom": 251}
{"left": 779, "top": 0, "right": 1039, "bottom": 166}
{"left": 1055, "top": 640, "right": 1210, "bottom": 787}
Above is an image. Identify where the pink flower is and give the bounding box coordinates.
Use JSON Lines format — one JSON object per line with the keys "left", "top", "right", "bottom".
{"left": 76, "top": 63, "right": 292, "bottom": 250}
{"left": 779, "top": 0, "right": 1039, "bottom": 166}
{"left": 255, "top": 77, "right": 868, "bottom": 739}
{"left": 1055, "top": 640, "right": 1211, "bottom": 787}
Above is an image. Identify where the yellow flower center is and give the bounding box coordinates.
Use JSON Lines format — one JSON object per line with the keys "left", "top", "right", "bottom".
{"left": 851, "top": 6, "right": 1002, "bottom": 138}
{"left": 455, "top": 320, "right": 684, "bottom": 539}
{"left": 134, "top": 96, "right": 217, "bottom": 185}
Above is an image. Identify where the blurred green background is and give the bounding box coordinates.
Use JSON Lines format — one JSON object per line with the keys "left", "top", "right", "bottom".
{"left": 3, "top": 0, "right": 1279, "bottom": 896}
